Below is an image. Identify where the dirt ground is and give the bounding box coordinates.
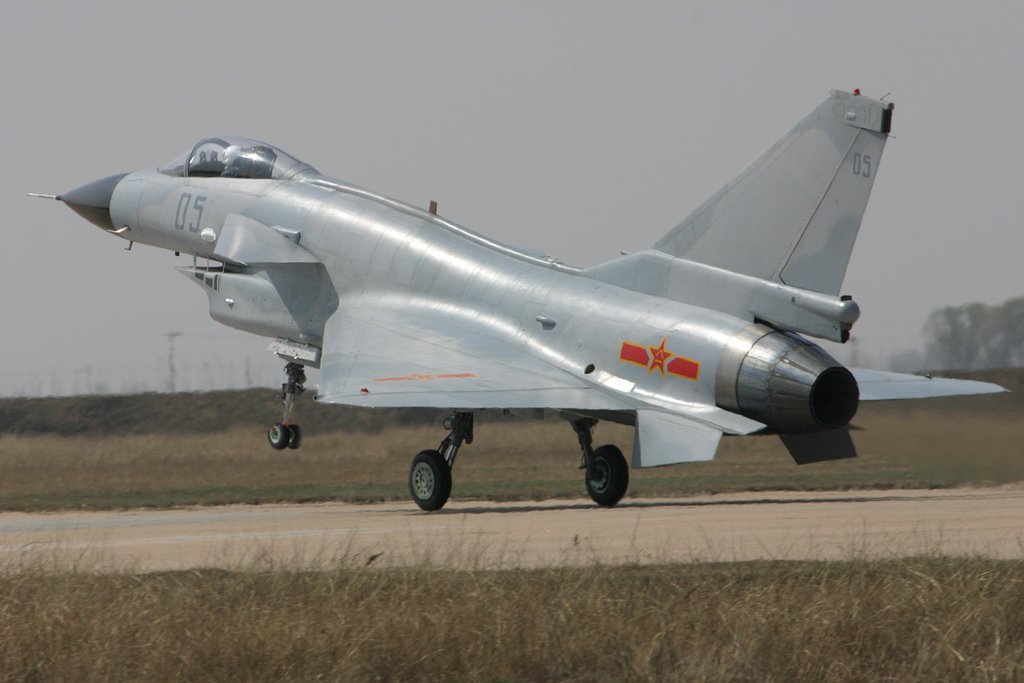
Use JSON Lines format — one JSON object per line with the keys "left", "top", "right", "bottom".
{"left": 2, "top": 486, "right": 1021, "bottom": 572}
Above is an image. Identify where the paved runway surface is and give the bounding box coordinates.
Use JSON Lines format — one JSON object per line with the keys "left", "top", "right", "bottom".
{"left": 1, "top": 487, "right": 1021, "bottom": 571}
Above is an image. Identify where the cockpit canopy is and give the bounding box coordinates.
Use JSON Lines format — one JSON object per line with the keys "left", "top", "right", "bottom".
{"left": 158, "top": 136, "right": 315, "bottom": 180}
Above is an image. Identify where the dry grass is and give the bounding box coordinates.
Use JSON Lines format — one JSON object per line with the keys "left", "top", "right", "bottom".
{"left": 0, "top": 557, "right": 1021, "bottom": 681}
{"left": 0, "top": 402, "right": 1022, "bottom": 510}
{"left": 2, "top": 383, "right": 1022, "bottom": 680}
{"left": 0, "top": 423, "right": 591, "bottom": 509}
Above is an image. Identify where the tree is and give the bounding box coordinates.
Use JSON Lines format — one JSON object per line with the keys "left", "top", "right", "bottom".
{"left": 923, "top": 297, "right": 1024, "bottom": 370}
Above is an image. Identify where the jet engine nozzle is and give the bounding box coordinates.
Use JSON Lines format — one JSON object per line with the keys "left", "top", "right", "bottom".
{"left": 59, "top": 173, "right": 129, "bottom": 231}
{"left": 716, "top": 325, "right": 859, "bottom": 433}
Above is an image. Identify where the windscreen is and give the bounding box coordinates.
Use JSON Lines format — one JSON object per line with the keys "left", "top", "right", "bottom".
{"left": 159, "top": 136, "right": 314, "bottom": 179}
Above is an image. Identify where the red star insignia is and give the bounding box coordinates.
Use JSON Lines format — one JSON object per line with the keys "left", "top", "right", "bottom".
{"left": 647, "top": 337, "right": 674, "bottom": 376}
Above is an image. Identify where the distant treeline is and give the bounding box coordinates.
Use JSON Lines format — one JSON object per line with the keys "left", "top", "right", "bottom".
{"left": 924, "top": 297, "right": 1024, "bottom": 370}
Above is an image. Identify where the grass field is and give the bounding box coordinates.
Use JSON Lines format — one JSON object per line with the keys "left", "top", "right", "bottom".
{"left": 1, "top": 557, "right": 1021, "bottom": 681}
{"left": 2, "top": 376, "right": 1022, "bottom": 680}
{"left": 0, "top": 399, "right": 1021, "bottom": 511}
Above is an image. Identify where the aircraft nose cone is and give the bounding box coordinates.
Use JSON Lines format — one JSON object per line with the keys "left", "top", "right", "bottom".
{"left": 59, "top": 172, "right": 129, "bottom": 230}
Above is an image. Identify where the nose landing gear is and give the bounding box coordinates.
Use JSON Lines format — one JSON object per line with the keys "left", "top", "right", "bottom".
{"left": 268, "top": 362, "right": 306, "bottom": 450}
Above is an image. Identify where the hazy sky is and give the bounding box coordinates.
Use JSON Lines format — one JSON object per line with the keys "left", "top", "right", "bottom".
{"left": 3, "top": 1, "right": 1022, "bottom": 396}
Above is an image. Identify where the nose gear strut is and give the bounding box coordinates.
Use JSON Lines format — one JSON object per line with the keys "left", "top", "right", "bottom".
{"left": 268, "top": 362, "right": 306, "bottom": 450}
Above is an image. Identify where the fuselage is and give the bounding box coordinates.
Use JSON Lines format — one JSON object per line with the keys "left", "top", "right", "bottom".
{"left": 66, "top": 132, "right": 858, "bottom": 437}
{"left": 108, "top": 166, "right": 754, "bottom": 416}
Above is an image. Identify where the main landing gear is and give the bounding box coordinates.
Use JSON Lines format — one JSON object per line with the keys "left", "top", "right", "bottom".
{"left": 408, "top": 412, "right": 473, "bottom": 511}
{"left": 571, "top": 418, "right": 629, "bottom": 507}
{"left": 405, "top": 413, "right": 630, "bottom": 511}
{"left": 268, "top": 362, "right": 305, "bottom": 450}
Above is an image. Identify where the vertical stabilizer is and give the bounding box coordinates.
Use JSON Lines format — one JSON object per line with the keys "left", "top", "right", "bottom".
{"left": 654, "top": 90, "right": 893, "bottom": 295}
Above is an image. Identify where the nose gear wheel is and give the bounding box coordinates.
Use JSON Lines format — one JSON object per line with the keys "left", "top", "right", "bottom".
{"left": 268, "top": 362, "right": 306, "bottom": 450}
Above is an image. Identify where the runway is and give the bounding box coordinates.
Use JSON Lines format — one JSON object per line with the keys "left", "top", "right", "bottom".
{"left": 1, "top": 487, "right": 1022, "bottom": 571}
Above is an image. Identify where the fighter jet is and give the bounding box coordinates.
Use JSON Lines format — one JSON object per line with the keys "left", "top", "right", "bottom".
{"left": 42, "top": 89, "right": 1003, "bottom": 510}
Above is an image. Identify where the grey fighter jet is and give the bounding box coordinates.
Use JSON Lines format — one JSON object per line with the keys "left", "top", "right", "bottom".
{"left": 45, "top": 89, "right": 1003, "bottom": 510}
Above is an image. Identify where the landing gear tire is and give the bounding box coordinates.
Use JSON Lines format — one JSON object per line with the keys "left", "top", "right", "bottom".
{"left": 585, "top": 444, "right": 629, "bottom": 507}
{"left": 287, "top": 424, "right": 301, "bottom": 450}
{"left": 268, "top": 361, "right": 306, "bottom": 451}
{"left": 409, "top": 449, "right": 452, "bottom": 511}
{"left": 268, "top": 423, "right": 292, "bottom": 450}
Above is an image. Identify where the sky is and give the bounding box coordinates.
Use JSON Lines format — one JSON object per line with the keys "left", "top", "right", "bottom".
{"left": 2, "top": 1, "right": 1022, "bottom": 396}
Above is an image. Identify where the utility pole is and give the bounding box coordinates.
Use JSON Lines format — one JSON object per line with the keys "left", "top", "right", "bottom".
{"left": 166, "top": 332, "right": 182, "bottom": 393}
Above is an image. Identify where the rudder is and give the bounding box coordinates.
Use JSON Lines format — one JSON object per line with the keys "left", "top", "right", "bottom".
{"left": 654, "top": 90, "right": 894, "bottom": 295}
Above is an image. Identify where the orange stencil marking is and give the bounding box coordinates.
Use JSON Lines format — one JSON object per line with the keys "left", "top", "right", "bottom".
{"left": 373, "top": 372, "right": 477, "bottom": 382}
